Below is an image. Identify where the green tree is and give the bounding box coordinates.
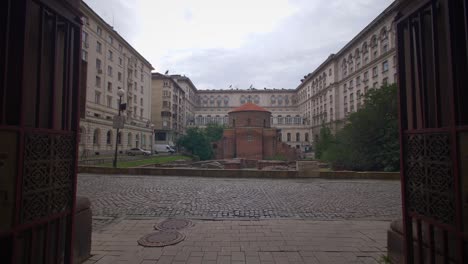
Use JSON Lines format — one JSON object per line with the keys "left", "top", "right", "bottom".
{"left": 205, "top": 123, "right": 224, "bottom": 142}
{"left": 315, "top": 125, "right": 334, "bottom": 159}
{"left": 177, "top": 128, "right": 213, "bottom": 160}
{"left": 321, "top": 84, "right": 399, "bottom": 171}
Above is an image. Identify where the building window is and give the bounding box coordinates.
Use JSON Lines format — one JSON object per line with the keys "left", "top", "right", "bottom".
{"left": 119, "top": 44, "right": 123, "bottom": 51}
{"left": 107, "top": 82, "right": 112, "bottom": 92}
{"left": 141, "top": 73, "right": 144, "bottom": 82}
{"left": 119, "top": 57, "right": 122, "bottom": 65}
{"left": 96, "top": 58, "right": 101, "bottom": 71}
{"left": 118, "top": 72, "right": 122, "bottom": 81}
{"left": 82, "top": 31, "right": 88, "bottom": 47}
{"left": 107, "top": 65, "right": 112, "bottom": 76}
{"left": 97, "top": 26, "right": 102, "bottom": 36}
{"left": 107, "top": 96, "right": 112, "bottom": 107}
{"left": 287, "top": 133, "right": 291, "bottom": 142}
{"left": 106, "top": 130, "right": 112, "bottom": 145}
{"left": 82, "top": 50, "right": 88, "bottom": 61}
{"left": 329, "top": 69, "right": 332, "bottom": 76}
{"left": 108, "top": 35, "right": 113, "bottom": 45}
{"left": 95, "top": 76, "right": 101, "bottom": 88}
{"left": 247, "top": 133, "right": 253, "bottom": 142}
{"left": 140, "top": 108, "right": 143, "bottom": 118}
{"left": 93, "top": 129, "right": 100, "bottom": 145}
{"left": 382, "top": 60, "right": 389, "bottom": 72}
{"left": 141, "top": 86, "right": 144, "bottom": 94}
{"left": 296, "top": 133, "right": 300, "bottom": 142}
{"left": 96, "top": 41, "right": 102, "bottom": 53}
{"left": 108, "top": 50, "right": 113, "bottom": 61}
{"left": 372, "top": 66, "right": 378, "bottom": 77}
{"left": 127, "top": 133, "right": 132, "bottom": 146}
{"left": 117, "top": 132, "right": 122, "bottom": 145}
{"left": 383, "top": 77, "right": 388, "bottom": 85}
{"left": 305, "top": 133, "right": 309, "bottom": 142}
{"left": 140, "top": 98, "right": 143, "bottom": 106}
{"left": 94, "top": 91, "right": 101, "bottom": 104}
{"left": 364, "top": 71, "right": 369, "bottom": 81}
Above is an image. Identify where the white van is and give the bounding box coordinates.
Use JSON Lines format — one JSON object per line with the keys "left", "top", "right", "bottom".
{"left": 154, "top": 144, "right": 175, "bottom": 154}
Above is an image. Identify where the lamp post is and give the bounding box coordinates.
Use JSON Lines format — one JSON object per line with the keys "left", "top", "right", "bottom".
{"left": 113, "top": 88, "right": 125, "bottom": 168}
{"left": 150, "top": 124, "right": 154, "bottom": 155}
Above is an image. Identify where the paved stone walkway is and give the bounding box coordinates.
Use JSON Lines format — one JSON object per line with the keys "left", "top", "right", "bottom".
{"left": 77, "top": 174, "right": 401, "bottom": 263}
{"left": 77, "top": 174, "right": 401, "bottom": 222}
{"left": 84, "top": 218, "right": 390, "bottom": 264}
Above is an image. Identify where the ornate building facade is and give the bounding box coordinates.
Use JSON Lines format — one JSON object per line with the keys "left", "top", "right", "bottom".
{"left": 79, "top": 2, "right": 154, "bottom": 157}
{"left": 151, "top": 1, "right": 398, "bottom": 152}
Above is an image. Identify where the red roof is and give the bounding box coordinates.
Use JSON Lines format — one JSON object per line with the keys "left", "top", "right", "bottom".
{"left": 229, "top": 103, "right": 271, "bottom": 113}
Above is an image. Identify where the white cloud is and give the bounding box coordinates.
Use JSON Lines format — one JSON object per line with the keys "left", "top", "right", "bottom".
{"left": 84, "top": 0, "right": 394, "bottom": 89}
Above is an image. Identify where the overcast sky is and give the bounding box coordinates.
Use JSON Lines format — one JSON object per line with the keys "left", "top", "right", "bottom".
{"left": 84, "top": 0, "right": 394, "bottom": 90}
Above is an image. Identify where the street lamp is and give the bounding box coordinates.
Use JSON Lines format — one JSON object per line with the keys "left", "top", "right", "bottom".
{"left": 113, "top": 88, "right": 125, "bottom": 168}
{"left": 150, "top": 124, "right": 154, "bottom": 155}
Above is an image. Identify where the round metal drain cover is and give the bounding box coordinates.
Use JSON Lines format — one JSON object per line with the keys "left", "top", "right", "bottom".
{"left": 138, "top": 231, "right": 185, "bottom": 247}
{"left": 155, "top": 219, "right": 193, "bottom": 231}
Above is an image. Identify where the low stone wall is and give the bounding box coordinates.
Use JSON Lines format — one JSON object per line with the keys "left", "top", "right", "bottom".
{"left": 78, "top": 166, "right": 298, "bottom": 178}
{"left": 319, "top": 171, "right": 400, "bottom": 180}
{"left": 78, "top": 166, "right": 400, "bottom": 180}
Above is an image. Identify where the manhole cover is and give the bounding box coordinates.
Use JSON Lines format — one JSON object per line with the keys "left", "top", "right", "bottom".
{"left": 155, "top": 219, "right": 193, "bottom": 231}
{"left": 137, "top": 231, "right": 185, "bottom": 247}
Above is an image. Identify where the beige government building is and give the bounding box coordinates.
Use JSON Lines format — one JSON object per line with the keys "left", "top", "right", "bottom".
{"left": 78, "top": 1, "right": 398, "bottom": 156}
{"left": 151, "top": 2, "right": 398, "bottom": 152}
{"left": 79, "top": 2, "right": 154, "bottom": 157}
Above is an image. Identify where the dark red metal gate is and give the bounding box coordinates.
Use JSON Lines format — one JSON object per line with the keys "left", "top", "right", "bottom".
{"left": 396, "top": 0, "right": 468, "bottom": 263}
{"left": 0, "top": 0, "right": 82, "bottom": 263}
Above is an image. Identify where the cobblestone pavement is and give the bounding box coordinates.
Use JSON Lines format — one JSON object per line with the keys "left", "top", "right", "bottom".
{"left": 77, "top": 174, "right": 401, "bottom": 222}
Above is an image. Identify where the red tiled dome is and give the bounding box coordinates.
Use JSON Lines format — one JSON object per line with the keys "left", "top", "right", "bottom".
{"left": 229, "top": 102, "right": 271, "bottom": 113}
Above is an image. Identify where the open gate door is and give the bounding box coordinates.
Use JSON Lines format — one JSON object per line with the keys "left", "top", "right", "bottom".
{"left": 396, "top": 0, "right": 468, "bottom": 263}
{"left": 0, "top": 0, "right": 82, "bottom": 263}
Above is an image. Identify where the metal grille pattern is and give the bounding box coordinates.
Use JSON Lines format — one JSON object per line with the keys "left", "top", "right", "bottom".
{"left": 21, "top": 133, "right": 75, "bottom": 223}
{"left": 404, "top": 133, "right": 455, "bottom": 224}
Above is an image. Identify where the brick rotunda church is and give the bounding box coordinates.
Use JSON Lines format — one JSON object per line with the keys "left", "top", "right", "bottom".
{"left": 214, "top": 103, "right": 298, "bottom": 160}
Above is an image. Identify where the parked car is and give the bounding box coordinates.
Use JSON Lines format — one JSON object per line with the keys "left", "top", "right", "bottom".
{"left": 126, "top": 148, "right": 151, "bottom": 156}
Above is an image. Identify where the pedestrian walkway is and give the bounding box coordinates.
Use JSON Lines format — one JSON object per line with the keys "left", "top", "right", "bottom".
{"left": 84, "top": 218, "right": 390, "bottom": 264}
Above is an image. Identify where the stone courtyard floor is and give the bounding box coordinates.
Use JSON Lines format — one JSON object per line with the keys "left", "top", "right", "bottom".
{"left": 78, "top": 174, "right": 402, "bottom": 264}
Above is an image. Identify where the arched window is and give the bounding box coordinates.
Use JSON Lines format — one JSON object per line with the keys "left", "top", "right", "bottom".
{"left": 296, "top": 133, "right": 300, "bottom": 142}
{"left": 209, "top": 96, "right": 214, "bottom": 106}
{"left": 305, "top": 133, "right": 309, "bottom": 142}
{"left": 206, "top": 115, "right": 212, "bottom": 124}
{"left": 240, "top": 96, "right": 246, "bottom": 104}
{"left": 271, "top": 95, "right": 276, "bottom": 104}
{"left": 294, "top": 115, "right": 301, "bottom": 124}
{"left": 371, "top": 35, "right": 378, "bottom": 47}
{"left": 106, "top": 130, "right": 112, "bottom": 145}
{"left": 277, "top": 115, "right": 284, "bottom": 125}
{"left": 277, "top": 95, "right": 283, "bottom": 105}
{"left": 380, "top": 26, "right": 388, "bottom": 40}
{"left": 284, "top": 96, "right": 289, "bottom": 105}
{"left": 197, "top": 115, "right": 202, "bottom": 125}
{"left": 254, "top": 95, "right": 260, "bottom": 104}
{"left": 117, "top": 131, "right": 122, "bottom": 145}
{"left": 362, "top": 41, "right": 368, "bottom": 53}
{"left": 223, "top": 96, "right": 229, "bottom": 106}
{"left": 202, "top": 96, "right": 208, "bottom": 106}
{"left": 216, "top": 96, "right": 222, "bottom": 106}
{"left": 127, "top": 133, "right": 132, "bottom": 146}
{"left": 215, "top": 115, "right": 221, "bottom": 124}
{"left": 287, "top": 133, "right": 291, "bottom": 142}
{"left": 93, "top": 129, "right": 100, "bottom": 145}
{"left": 285, "top": 115, "right": 292, "bottom": 125}
{"left": 135, "top": 134, "right": 140, "bottom": 148}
